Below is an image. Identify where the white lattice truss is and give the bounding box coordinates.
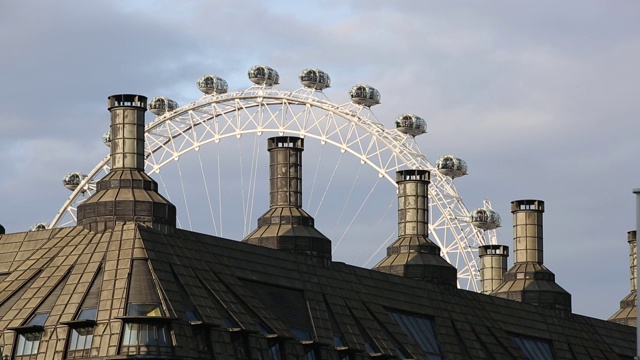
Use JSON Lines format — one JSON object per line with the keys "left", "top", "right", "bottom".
{"left": 51, "top": 85, "right": 491, "bottom": 291}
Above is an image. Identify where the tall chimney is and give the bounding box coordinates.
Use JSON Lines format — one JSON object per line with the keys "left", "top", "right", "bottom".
{"left": 478, "top": 245, "right": 509, "bottom": 295}
{"left": 77, "top": 94, "right": 176, "bottom": 233}
{"left": 609, "top": 230, "right": 637, "bottom": 327}
{"left": 491, "top": 200, "right": 571, "bottom": 311}
{"left": 373, "top": 170, "right": 457, "bottom": 287}
{"left": 243, "top": 136, "right": 331, "bottom": 262}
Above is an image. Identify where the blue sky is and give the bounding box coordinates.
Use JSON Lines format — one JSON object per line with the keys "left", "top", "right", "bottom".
{"left": 1, "top": 0, "right": 639, "bottom": 320}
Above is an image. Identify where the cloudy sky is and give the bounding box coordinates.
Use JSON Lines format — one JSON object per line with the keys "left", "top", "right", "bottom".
{"left": 1, "top": 0, "right": 639, "bottom": 321}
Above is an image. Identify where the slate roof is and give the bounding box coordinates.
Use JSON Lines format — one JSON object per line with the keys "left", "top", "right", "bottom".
{"left": 0, "top": 222, "right": 634, "bottom": 359}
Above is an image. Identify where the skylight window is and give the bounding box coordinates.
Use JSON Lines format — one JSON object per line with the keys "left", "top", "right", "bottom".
{"left": 290, "top": 327, "right": 313, "bottom": 342}
{"left": 77, "top": 308, "right": 97, "bottom": 321}
{"left": 387, "top": 310, "right": 442, "bottom": 359}
{"left": 128, "top": 303, "right": 163, "bottom": 317}
{"left": 28, "top": 313, "right": 49, "bottom": 326}
{"left": 511, "top": 335, "right": 555, "bottom": 360}
{"left": 185, "top": 310, "right": 201, "bottom": 323}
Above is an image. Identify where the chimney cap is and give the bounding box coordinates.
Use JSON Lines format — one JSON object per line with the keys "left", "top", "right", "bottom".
{"left": 267, "top": 136, "right": 303, "bottom": 150}
{"left": 108, "top": 94, "right": 148, "bottom": 110}
{"left": 396, "top": 169, "right": 430, "bottom": 182}
{"left": 478, "top": 244, "right": 509, "bottom": 257}
{"left": 511, "top": 199, "right": 544, "bottom": 213}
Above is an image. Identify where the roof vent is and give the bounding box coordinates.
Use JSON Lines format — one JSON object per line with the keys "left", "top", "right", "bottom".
{"left": 491, "top": 200, "right": 571, "bottom": 311}
{"left": 478, "top": 245, "right": 509, "bottom": 295}
{"left": 372, "top": 170, "right": 457, "bottom": 287}
{"left": 609, "top": 230, "right": 637, "bottom": 326}
{"left": 243, "top": 136, "right": 331, "bottom": 263}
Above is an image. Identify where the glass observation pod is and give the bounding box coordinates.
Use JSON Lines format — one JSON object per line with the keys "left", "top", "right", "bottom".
{"left": 299, "top": 68, "right": 331, "bottom": 90}
{"left": 148, "top": 97, "right": 179, "bottom": 116}
{"left": 197, "top": 75, "right": 229, "bottom": 95}
{"left": 435, "top": 155, "right": 468, "bottom": 179}
{"left": 349, "top": 84, "right": 381, "bottom": 107}
{"left": 248, "top": 65, "right": 280, "bottom": 86}
{"left": 102, "top": 130, "right": 111, "bottom": 147}
{"left": 395, "top": 113, "right": 427, "bottom": 137}
{"left": 470, "top": 208, "right": 501, "bottom": 230}
{"left": 63, "top": 172, "right": 87, "bottom": 191}
{"left": 30, "top": 223, "right": 47, "bottom": 231}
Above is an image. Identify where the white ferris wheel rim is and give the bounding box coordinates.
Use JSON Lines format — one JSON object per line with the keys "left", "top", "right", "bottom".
{"left": 50, "top": 84, "right": 489, "bottom": 291}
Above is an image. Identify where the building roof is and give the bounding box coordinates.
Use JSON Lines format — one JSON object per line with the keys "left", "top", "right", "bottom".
{"left": 0, "top": 221, "right": 634, "bottom": 359}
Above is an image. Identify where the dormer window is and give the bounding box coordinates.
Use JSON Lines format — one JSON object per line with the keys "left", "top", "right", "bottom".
{"left": 11, "top": 313, "right": 49, "bottom": 358}
{"left": 118, "top": 302, "right": 173, "bottom": 356}
{"left": 64, "top": 308, "right": 98, "bottom": 359}
{"left": 185, "top": 310, "right": 212, "bottom": 354}
{"left": 120, "top": 320, "right": 172, "bottom": 356}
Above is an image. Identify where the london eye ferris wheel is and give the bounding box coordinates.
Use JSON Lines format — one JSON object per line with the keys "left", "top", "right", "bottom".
{"left": 52, "top": 65, "right": 501, "bottom": 292}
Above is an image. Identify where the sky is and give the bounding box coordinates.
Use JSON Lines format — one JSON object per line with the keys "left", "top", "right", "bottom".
{"left": 1, "top": 0, "right": 639, "bottom": 321}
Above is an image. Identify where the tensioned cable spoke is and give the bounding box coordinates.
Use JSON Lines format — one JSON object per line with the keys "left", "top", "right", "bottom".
{"left": 156, "top": 171, "right": 182, "bottom": 229}
{"left": 175, "top": 159, "right": 193, "bottom": 230}
{"left": 355, "top": 197, "right": 395, "bottom": 265}
{"left": 312, "top": 152, "right": 343, "bottom": 218}
{"left": 216, "top": 141, "right": 223, "bottom": 236}
{"left": 362, "top": 228, "right": 396, "bottom": 268}
{"left": 333, "top": 171, "right": 380, "bottom": 251}
{"left": 238, "top": 136, "right": 248, "bottom": 238}
{"left": 246, "top": 133, "right": 261, "bottom": 237}
{"left": 332, "top": 163, "right": 364, "bottom": 241}
{"left": 196, "top": 149, "right": 219, "bottom": 236}
{"left": 306, "top": 142, "right": 325, "bottom": 210}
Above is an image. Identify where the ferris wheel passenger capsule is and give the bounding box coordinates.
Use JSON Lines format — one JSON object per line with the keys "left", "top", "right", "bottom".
{"left": 63, "top": 172, "right": 88, "bottom": 191}
{"left": 102, "top": 130, "right": 111, "bottom": 147}
{"left": 470, "top": 208, "right": 501, "bottom": 230}
{"left": 248, "top": 65, "right": 280, "bottom": 86}
{"left": 148, "top": 96, "right": 178, "bottom": 116}
{"left": 197, "top": 75, "right": 229, "bottom": 95}
{"left": 349, "top": 84, "right": 381, "bottom": 107}
{"left": 30, "top": 223, "right": 48, "bottom": 231}
{"left": 299, "top": 68, "right": 331, "bottom": 90}
{"left": 435, "top": 155, "right": 467, "bottom": 178}
{"left": 395, "top": 114, "right": 426, "bottom": 137}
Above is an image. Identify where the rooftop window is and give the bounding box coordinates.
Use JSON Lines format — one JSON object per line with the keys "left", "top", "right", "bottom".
{"left": 262, "top": 340, "right": 284, "bottom": 360}
{"left": 185, "top": 310, "right": 201, "bottom": 323}
{"left": 15, "top": 331, "right": 42, "bottom": 357}
{"left": 127, "top": 303, "right": 163, "bottom": 317}
{"left": 290, "top": 327, "right": 313, "bottom": 342}
{"left": 388, "top": 310, "right": 442, "bottom": 359}
{"left": 28, "top": 313, "right": 48, "bottom": 326}
{"left": 13, "top": 312, "right": 50, "bottom": 357}
{"left": 66, "top": 308, "right": 98, "bottom": 359}
{"left": 77, "top": 308, "right": 97, "bottom": 321}
{"left": 511, "top": 335, "right": 555, "bottom": 360}
{"left": 120, "top": 321, "right": 173, "bottom": 356}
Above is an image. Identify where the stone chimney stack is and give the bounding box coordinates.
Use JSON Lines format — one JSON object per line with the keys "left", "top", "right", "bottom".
{"left": 243, "top": 136, "right": 331, "bottom": 262}
{"left": 491, "top": 200, "right": 571, "bottom": 311}
{"left": 373, "top": 170, "right": 457, "bottom": 287}
{"left": 478, "top": 245, "right": 509, "bottom": 295}
{"left": 609, "top": 230, "right": 637, "bottom": 327}
{"left": 77, "top": 94, "right": 176, "bottom": 233}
